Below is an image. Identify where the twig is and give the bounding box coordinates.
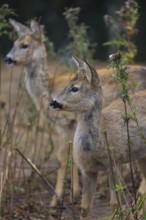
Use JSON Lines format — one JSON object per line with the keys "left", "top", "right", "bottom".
{"left": 58, "top": 141, "right": 72, "bottom": 220}
{"left": 70, "top": 141, "right": 76, "bottom": 220}
{"left": 104, "top": 131, "right": 122, "bottom": 219}
{"left": 15, "top": 148, "right": 56, "bottom": 196}
{"left": 109, "top": 51, "right": 139, "bottom": 220}
{"left": 123, "top": 100, "right": 137, "bottom": 209}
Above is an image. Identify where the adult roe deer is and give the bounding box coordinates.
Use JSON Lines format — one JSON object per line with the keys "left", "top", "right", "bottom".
{"left": 50, "top": 57, "right": 146, "bottom": 220}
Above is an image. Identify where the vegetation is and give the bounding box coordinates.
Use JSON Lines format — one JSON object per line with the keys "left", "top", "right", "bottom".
{"left": 0, "top": 4, "right": 16, "bottom": 36}
{"left": 104, "top": 0, "right": 139, "bottom": 64}
{"left": 109, "top": 51, "right": 146, "bottom": 219}
{"left": 63, "top": 7, "right": 96, "bottom": 63}
{"left": 45, "top": 6, "right": 96, "bottom": 64}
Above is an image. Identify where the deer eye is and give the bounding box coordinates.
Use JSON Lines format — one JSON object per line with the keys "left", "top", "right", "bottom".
{"left": 20, "top": 44, "right": 29, "bottom": 49}
{"left": 71, "top": 86, "right": 79, "bottom": 93}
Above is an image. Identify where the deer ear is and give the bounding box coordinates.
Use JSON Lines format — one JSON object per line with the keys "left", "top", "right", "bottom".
{"left": 83, "top": 60, "right": 100, "bottom": 85}
{"left": 30, "top": 20, "right": 41, "bottom": 40}
{"left": 9, "top": 19, "right": 30, "bottom": 36}
{"left": 83, "top": 61, "right": 93, "bottom": 83}
{"left": 72, "top": 56, "right": 84, "bottom": 69}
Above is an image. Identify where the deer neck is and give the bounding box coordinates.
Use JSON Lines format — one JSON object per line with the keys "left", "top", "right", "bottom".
{"left": 73, "top": 98, "right": 103, "bottom": 172}
{"left": 76, "top": 99, "right": 102, "bottom": 142}
{"left": 24, "top": 46, "right": 51, "bottom": 115}
{"left": 24, "top": 44, "right": 51, "bottom": 83}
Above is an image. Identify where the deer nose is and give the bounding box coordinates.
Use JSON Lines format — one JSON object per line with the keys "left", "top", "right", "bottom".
{"left": 50, "top": 99, "right": 63, "bottom": 109}
{"left": 4, "top": 56, "right": 14, "bottom": 65}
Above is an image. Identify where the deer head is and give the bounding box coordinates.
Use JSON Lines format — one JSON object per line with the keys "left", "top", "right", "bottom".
{"left": 5, "top": 19, "right": 45, "bottom": 66}
{"left": 50, "top": 57, "right": 103, "bottom": 113}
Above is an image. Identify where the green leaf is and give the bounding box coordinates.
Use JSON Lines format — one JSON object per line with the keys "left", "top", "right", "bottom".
{"left": 114, "top": 184, "right": 125, "bottom": 192}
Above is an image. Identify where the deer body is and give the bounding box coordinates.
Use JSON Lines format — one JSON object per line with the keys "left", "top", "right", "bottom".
{"left": 75, "top": 92, "right": 146, "bottom": 171}
{"left": 50, "top": 57, "right": 146, "bottom": 220}
{"left": 102, "top": 93, "right": 146, "bottom": 163}
{"left": 74, "top": 108, "right": 105, "bottom": 173}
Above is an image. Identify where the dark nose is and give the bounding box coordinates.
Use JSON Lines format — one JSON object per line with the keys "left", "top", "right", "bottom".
{"left": 4, "top": 56, "right": 14, "bottom": 65}
{"left": 50, "top": 100, "right": 63, "bottom": 109}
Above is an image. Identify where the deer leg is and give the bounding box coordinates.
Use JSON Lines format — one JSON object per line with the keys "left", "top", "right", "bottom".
{"left": 138, "top": 157, "right": 146, "bottom": 194}
{"left": 50, "top": 143, "right": 80, "bottom": 207}
{"left": 138, "top": 177, "right": 146, "bottom": 195}
{"left": 50, "top": 163, "right": 67, "bottom": 207}
{"left": 50, "top": 144, "right": 68, "bottom": 208}
{"left": 80, "top": 172, "right": 97, "bottom": 220}
{"left": 137, "top": 157, "right": 146, "bottom": 214}
{"left": 72, "top": 163, "right": 80, "bottom": 199}
{"left": 107, "top": 165, "right": 122, "bottom": 208}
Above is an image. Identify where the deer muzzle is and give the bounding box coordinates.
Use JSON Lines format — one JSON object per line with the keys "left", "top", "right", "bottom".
{"left": 4, "top": 56, "right": 15, "bottom": 65}
{"left": 50, "top": 99, "right": 63, "bottom": 110}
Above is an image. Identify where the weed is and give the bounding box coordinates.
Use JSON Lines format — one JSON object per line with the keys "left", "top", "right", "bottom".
{"left": 63, "top": 7, "right": 96, "bottom": 64}
{"left": 109, "top": 50, "right": 146, "bottom": 219}
{"left": 104, "top": 0, "right": 139, "bottom": 64}
{"left": 0, "top": 4, "right": 16, "bottom": 36}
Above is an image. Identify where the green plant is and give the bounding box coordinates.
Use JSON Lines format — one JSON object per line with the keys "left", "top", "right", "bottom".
{"left": 0, "top": 4, "right": 16, "bottom": 36}
{"left": 109, "top": 51, "right": 146, "bottom": 144}
{"left": 109, "top": 51, "right": 146, "bottom": 219}
{"left": 63, "top": 7, "right": 96, "bottom": 63}
{"left": 104, "top": 0, "right": 139, "bottom": 64}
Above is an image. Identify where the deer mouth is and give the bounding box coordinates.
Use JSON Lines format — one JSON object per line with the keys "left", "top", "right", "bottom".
{"left": 4, "top": 57, "right": 16, "bottom": 66}
{"left": 50, "top": 100, "right": 63, "bottom": 110}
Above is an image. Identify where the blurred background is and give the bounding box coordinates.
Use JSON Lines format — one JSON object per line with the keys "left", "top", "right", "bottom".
{"left": 0, "top": 0, "right": 146, "bottom": 62}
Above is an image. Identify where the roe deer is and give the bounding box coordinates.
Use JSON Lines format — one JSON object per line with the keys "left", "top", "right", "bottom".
{"left": 50, "top": 57, "right": 146, "bottom": 220}
{"left": 4, "top": 19, "right": 80, "bottom": 207}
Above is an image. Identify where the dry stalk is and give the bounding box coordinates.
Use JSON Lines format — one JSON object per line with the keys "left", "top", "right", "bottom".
{"left": 58, "top": 141, "right": 73, "bottom": 220}
{"left": 69, "top": 141, "right": 76, "bottom": 220}
{"left": 110, "top": 149, "right": 133, "bottom": 215}
{"left": 15, "top": 148, "right": 55, "bottom": 196}
{"left": 104, "top": 131, "right": 122, "bottom": 219}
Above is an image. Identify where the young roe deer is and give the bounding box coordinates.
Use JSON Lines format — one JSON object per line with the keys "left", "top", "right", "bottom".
{"left": 50, "top": 57, "right": 146, "bottom": 220}
{"left": 4, "top": 19, "right": 80, "bottom": 207}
